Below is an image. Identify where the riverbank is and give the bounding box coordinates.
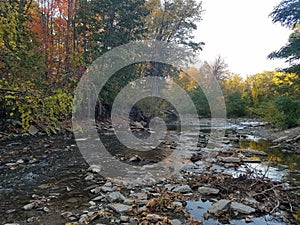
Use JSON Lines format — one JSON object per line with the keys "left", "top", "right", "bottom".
{"left": 1, "top": 120, "right": 300, "bottom": 224}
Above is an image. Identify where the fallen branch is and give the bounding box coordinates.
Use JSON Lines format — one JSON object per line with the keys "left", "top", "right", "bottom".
{"left": 252, "top": 184, "right": 283, "bottom": 197}
{"left": 270, "top": 189, "right": 280, "bottom": 214}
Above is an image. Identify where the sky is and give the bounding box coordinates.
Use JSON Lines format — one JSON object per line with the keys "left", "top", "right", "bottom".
{"left": 194, "top": 0, "right": 292, "bottom": 77}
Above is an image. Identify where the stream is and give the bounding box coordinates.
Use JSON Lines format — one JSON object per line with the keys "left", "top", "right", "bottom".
{"left": 0, "top": 121, "right": 299, "bottom": 224}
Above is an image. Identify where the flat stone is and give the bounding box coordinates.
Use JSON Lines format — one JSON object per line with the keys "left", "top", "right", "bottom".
{"left": 208, "top": 199, "right": 231, "bottom": 214}
{"left": 198, "top": 187, "right": 220, "bottom": 195}
{"left": 106, "top": 191, "right": 126, "bottom": 203}
{"left": 172, "top": 185, "right": 192, "bottom": 193}
{"left": 217, "top": 156, "right": 241, "bottom": 163}
{"left": 231, "top": 202, "right": 255, "bottom": 214}
{"left": 108, "top": 203, "right": 132, "bottom": 213}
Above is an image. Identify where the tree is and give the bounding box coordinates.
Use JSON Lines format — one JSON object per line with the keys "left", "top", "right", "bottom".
{"left": 145, "top": 0, "right": 204, "bottom": 51}
{"left": 268, "top": 0, "right": 300, "bottom": 74}
{"left": 210, "top": 55, "right": 229, "bottom": 81}
{"left": 76, "top": 0, "right": 149, "bottom": 64}
{"left": 269, "top": 0, "right": 300, "bottom": 28}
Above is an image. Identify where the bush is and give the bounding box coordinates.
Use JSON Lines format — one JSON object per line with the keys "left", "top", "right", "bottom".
{"left": 258, "top": 96, "right": 300, "bottom": 129}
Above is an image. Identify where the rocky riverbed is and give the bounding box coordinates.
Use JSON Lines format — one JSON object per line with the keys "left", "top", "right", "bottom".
{"left": 1, "top": 120, "right": 299, "bottom": 224}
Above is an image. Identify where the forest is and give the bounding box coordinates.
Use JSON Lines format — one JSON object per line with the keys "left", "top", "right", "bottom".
{"left": 0, "top": 0, "right": 299, "bottom": 134}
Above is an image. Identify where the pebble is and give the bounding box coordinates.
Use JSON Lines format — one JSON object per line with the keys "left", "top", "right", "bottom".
{"left": 89, "top": 201, "right": 96, "bottom": 206}
{"left": 23, "top": 203, "right": 35, "bottom": 210}
{"left": 88, "top": 165, "right": 102, "bottom": 173}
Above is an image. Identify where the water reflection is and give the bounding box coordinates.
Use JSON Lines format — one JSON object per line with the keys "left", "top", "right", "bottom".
{"left": 186, "top": 199, "right": 285, "bottom": 225}
{"left": 239, "top": 139, "right": 300, "bottom": 185}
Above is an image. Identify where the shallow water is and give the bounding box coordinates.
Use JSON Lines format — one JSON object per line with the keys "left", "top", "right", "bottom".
{"left": 186, "top": 199, "right": 286, "bottom": 225}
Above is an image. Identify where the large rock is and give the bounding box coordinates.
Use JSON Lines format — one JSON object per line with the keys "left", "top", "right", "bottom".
{"left": 208, "top": 199, "right": 231, "bottom": 214}
{"left": 230, "top": 202, "right": 255, "bottom": 214}
{"left": 198, "top": 187, "right": 220, "bottom": 195}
